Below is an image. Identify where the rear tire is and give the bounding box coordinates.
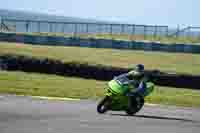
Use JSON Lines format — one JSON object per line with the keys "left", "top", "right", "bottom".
{"left": 126, "top": 94, "right": 144, "bottom": 116}
{"left": 97, "top": 96, "right": 111, "bottom": 114}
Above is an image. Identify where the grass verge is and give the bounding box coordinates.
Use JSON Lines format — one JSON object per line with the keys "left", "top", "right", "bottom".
{"left": 0, "top": 42, "right": 200, "bottom": 75}
{"left": 0, "top": 71, "right": 200, "bottom": 107}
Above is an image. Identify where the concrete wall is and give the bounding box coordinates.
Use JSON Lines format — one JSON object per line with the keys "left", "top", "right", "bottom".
{"left": 0, "top": 32, "right": 200, "bottom": 54}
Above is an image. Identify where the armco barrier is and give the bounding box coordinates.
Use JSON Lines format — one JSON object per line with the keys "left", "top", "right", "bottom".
{"left": 0, "top": 32, "right": 200, "bottom": 53}
{"left": 0, "top": 54, "right": 200, "bottom": 90}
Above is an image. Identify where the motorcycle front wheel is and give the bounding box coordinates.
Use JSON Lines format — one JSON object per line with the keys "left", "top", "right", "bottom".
{"left": 97, "top": 96, "right": 111, "bottom": 114}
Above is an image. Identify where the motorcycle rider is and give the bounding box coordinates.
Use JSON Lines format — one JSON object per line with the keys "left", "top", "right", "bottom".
{"left": 125, "top": 64, "right": 154, "bottom": 106}
{"left": 126, "top": 64, "right": 147, "bottom": 95}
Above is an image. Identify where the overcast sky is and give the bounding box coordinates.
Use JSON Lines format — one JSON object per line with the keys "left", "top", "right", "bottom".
{"left": 0, "top": 0, "right": 199, "bottom": 27}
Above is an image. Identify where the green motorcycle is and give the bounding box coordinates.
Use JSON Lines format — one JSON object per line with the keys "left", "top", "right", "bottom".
{"left": 97, "top": 74, "right": 154, "bottom": 115}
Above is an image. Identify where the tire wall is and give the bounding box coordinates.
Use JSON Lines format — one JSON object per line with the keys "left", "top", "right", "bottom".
{"left": 0, "top": 54, "right": 200, "bottom": 90}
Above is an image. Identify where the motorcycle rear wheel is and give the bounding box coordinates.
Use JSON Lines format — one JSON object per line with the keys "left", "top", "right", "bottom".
{"left": 126, "top": 94, "right": 144, "bottom": 115}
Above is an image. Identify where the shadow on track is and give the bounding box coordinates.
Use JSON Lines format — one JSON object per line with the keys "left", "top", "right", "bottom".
{"left": 110, "top": 113, "right": 199, "bottom": 123}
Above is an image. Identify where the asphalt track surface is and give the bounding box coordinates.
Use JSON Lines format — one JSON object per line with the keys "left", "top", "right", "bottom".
{"left": 0, "top": 95, "right": 199, "bottom": 133}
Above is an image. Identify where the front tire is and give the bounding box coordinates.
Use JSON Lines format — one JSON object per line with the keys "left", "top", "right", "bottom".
{"left": 97, "top": 96, "right": 111, "bottom": 114}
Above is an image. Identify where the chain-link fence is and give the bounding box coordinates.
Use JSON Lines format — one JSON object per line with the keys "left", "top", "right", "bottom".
{"left": 0, "top": 18, "right": 169, "bottom": 41}
{"left": 174, "top": 26, "right": 200, "bottom": 38}
{"left": 1, "top": 18, "right": 200, "bottom": 42}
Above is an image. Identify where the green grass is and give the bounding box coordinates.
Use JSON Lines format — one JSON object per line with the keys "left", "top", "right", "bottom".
{"left": 1, "top": 42, "right": 200, "bottom": 75}
{"left": 0, "top": 71, "right": 104, "bottom": 99}
{"left": 0, "top": 70, "right": 200, "bottom": 107}
{"left": 16, "top": 32, "right": 200, "bottom": 44}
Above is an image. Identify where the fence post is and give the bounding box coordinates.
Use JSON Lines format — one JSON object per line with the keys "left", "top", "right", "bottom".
{"left": 98, "top": 24, "right": 101, "bottom": 34}
{"left": 131, "top": 24, "right": 135, "bottom": 40}
{"left": 74, "top": 23, "right": 78, "bottom": 37}
{"left": 86, "top": 23, "right": 89, "bottom": 34}
{"left": 144, "top": 25, "right": 147, "bottom": 39}
{"left": 154, "top": 25, "right": 157, "bottom": 38}
{"left": 49, "top": 22, "right": 53, "bottom": 32}
{"left": 1, "top": 19, "right": 6, "bottom": 32}
{"left": 14, "top": 21, "right": 16, "bottom": 32}
{"left": 97, "top": 24, "right": 101, "bottom": 36}
{"left": 38, "top": 21, "right": 41, "bottom": 33}
{"left": 26, "top": 20, "right": 29, "bottom": 32}
{"left": 165, "top": 26, "right": 169, "bottom": 37}
{"left": 109, "top": 24, "right": 113, "bottom": 39}
{"left": 187, "top": 26, "right": 191, "bottom": 37}
{"left": 62, "top": 23, "right": 65, "bottom": 33}
{"left": 1, "top": 18, "right": 4, "bottom": 32}
{"left": 0, "top": 17, "right": 2, "bottom": 32}
{"left": 176, "top": 25, "right": 180, "bottom": 37}
{"left": 121, "top": 24, "right": 125, "bottom": 34}
{"left": 110, "top": 24, "right": 113, "bottom": 36}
